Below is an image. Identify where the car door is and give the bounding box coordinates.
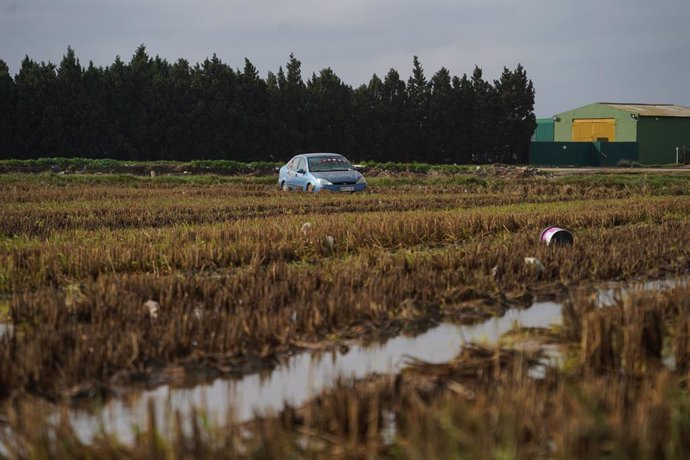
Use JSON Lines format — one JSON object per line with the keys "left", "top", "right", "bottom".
{"left": 284, "top": 156, "right": 299, "bottom": 188}
{"left": 292, "top": 157, "right": 307, "bottom": 190}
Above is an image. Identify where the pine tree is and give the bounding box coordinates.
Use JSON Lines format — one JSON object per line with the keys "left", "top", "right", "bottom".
{"left": 492, "top": 64, "right": 536, "bottom": 163}
{"left": 469, "top": 66, "right": 493, "bottom": 163}
{"left": 0, "top": 59, "right": 16, "bottom": 158}
{"left": 56, "top": 46, "right": 84, "bottom": 155}
{"left": 352, "top": 74, "right": 385, "bottom": 160}
{"left": 190, "top": 54, "right": 238, "bottom": 159}
{"left": 14, "top": 56, "right": 60, "bottom": 158}
{"left": 451, "top": 74, "right": 474, "bottom": 164}
{"left": 304, "top": 67, "right": 354, "bottom": 155}
{"left": 1, "top": 48, "right": 537, "bottom": 164}
{"left": 271, "top": 54, "right": 306, "bottom": 155}
{"left": 237, "top": 58, "right": 271, "bottom": 160}
{"left": 405, "top": 56, "right": 430, "bottom": 161}
{"left": 381, "top": 68, "right": 408, "bottom": 161}
{"left": 428, "top": 67, "right": 453, "bottom": 163}
{"left": 81, "top": 61, "right": 108, "bottom": 158}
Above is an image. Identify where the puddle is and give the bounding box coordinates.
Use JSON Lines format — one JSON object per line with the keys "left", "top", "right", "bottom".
{"left": 68, "top": 300, "right": 562, "bottom": 442}
{"left": 12, "top": 276, "right": 690, "bottom": 443}
{"left": 595, "top": 277, "right": 690, "bottom": 306}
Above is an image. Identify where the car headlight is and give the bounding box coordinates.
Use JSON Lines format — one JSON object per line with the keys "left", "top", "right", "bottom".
{"left": 356, "top": 176, "right": 367, "bottom": 185}
{"left": 316, "top": 178, "right": 333, "bottom": 185}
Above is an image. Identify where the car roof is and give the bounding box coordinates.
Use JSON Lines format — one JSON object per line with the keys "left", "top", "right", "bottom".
{"left": 297, "top": 153, "right": 345, "bottom": 158}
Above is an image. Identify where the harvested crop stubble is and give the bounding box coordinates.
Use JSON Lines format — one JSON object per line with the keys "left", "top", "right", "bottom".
{"left": 3, "top": 215, "right": 690, "bottom": 399}
{"left": 10, "top": 281, "right": 690, "bottom": 460}
{"left": 3, "top": 195, "right": 690, "bottom": 293}
{"left": 2, "top": 175, "right": 690, "bottom": 404}
{"left": 4, "top": 168, "right": 690, "bottom": 456}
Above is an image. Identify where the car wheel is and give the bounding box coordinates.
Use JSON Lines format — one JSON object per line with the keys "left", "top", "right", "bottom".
{"left": 281, "top": 181, "right": 289, "bottom": 192}
{"left": 306, "top": 183, "right": 314, "bottom": 192}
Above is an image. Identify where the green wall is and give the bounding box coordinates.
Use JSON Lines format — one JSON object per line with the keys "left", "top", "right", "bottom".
{"left": 637, "top": 117, "right": 690, "bottom": 164}
{"left": 553, "top": 103, "right": 638, "bottom": 142}
{"left": 530, "top": 142, "right": 638, "bottom": 167}
{"left": 533, "top": 118, "right": 555, "bottom": 142}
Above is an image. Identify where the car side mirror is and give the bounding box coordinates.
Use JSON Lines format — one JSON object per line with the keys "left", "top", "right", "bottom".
{"left": 297, "top": 168, "right": 306, "bottom": 174}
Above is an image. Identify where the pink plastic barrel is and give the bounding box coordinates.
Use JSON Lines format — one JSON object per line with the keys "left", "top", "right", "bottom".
{"left": 540, "top": 226, "right": 573, "bottom": 246}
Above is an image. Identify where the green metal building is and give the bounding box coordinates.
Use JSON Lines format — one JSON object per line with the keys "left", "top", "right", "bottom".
{"left": 552, "top": 102, "right": 690, "bottom": 164}
{"left": 532, "top": 118, "right": 555, "bottom": 142}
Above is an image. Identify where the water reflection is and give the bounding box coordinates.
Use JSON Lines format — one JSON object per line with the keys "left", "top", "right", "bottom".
{"left": 57, "top": 276, "right": 690, "bottom": 442}
{"left": 70, "top": 301, "right": 562, "bottom": 441}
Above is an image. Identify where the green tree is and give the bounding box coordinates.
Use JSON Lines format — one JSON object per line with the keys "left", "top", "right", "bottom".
{"left": 14, "top": 56, "right": 60, "bottom": 158}
{"left": 450, "top": 74, "right": 475, "bottom": 164}
{"left": 0, "top": 59, "right": 16, "bottom": 158}
{"left": 102, "top": 55, "right": 134, "bottom": 158}
{"left": 428, "top": 67, "right": 453, "bottom": 163}
{"left": 236, "top": 58, "right": 271, "bottom": 160}
{"left": 353, "top": 74, "right": 386, "bottom": 161}
{"left": 80, "top": 61, "right": 108, "bottom": 158}
{"left": 192, "top": 54, "right": 239, "bottom": 159}
{"left": 469, "top": 66, "right": 494, "bottom": 163}
{"left": 381, "top": 68, "right": 408, "bottom": 161}
{"left": 160, "top": 58, "right": 194, "bottom": 160}
{"left": 405, "top": 56, "right": 430, "bottom": 162}
{"left": 270, "top": 54, "right": 306, "bottom": 156}
{"left": 304, "top": 67, "right": 354, "bottom": 154}
{"left": 492, "top": 64, "right": 536, "bottom": 163}
{"left": 56, "top": 46, "right": 85, "bottom": 155}
{"left": 1, "top": 48, "right": 536, "bottom": 164}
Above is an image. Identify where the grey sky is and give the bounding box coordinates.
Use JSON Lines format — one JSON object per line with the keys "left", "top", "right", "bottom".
{"left": 1, "top": 0, "right": 689, "bottom": 116}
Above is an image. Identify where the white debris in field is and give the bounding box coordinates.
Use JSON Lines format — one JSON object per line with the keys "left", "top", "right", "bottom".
{"left": 490, "top": 265, "right": 499, "bottom": 279}
{"left": 193, "top": 307, "right": 203, "bottom": 320}
{"left": 524, "top": 257, "right": 545, "bottom": 272}
{"left": 144, "top": 300, "right": 160, "bottom": 319}
{"left": 301, "top": 222, "right": 312, "bottom": 235}
{"left": 150, "top": 170, "right": 156, "bottom": 177}
{"left": 324, "top": 235, "right": 335, "bottom": 250}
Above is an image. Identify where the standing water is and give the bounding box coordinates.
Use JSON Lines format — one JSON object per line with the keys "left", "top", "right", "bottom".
{"left": 36, "top": 276, "right": 690, "bottom": 442}
{"left": 69, "top": 300, "right": 562, "bottom": 442}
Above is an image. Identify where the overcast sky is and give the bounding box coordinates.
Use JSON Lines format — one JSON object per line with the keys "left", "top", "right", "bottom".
{"left": 1, "top": 0, "right": 689, "bottom": 116}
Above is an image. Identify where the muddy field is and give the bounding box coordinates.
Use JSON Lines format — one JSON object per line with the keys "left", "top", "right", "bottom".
{"left": 2, "top": 170, "right": 690, "bottom": 458}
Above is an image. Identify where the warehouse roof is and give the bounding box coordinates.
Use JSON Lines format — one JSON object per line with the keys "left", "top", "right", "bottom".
{"left": 601, "top": 103, "right": 690, "bottom": 118}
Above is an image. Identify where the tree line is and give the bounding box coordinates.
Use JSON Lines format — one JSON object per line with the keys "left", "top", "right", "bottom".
{"left": 0, "top": 46, "right": 536, "bottom": 164}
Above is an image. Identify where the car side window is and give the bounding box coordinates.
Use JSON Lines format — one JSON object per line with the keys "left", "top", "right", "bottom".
{"left": 295, "top": 158, "right": 305, "bottom": 172}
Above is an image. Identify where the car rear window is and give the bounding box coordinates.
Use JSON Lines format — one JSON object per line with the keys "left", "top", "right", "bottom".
{"left": 308, "top": 156, "right": 352, "bottom": 172}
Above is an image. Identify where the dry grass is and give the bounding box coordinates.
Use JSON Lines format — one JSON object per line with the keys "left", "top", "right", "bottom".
{"left": 3, "top": 172, "right": 690, "bottom": 457}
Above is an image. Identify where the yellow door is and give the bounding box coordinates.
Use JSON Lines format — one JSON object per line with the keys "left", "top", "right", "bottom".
{"left": 572, "top": 118, "right": 616, "bottom": 142}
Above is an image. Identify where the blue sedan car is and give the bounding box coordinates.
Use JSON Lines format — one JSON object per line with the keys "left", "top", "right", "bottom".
{"left": 278, "top": 153, "right": 367, "bottom": 193}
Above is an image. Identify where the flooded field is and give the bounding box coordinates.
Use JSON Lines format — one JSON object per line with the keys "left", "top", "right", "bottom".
{"left": 3, "top": 171, "right": 690, "bottom": 457}
{"left": 59, "top": 276, "right": 687, "bottom": 444}
{"left": 70, "top": 300, "right": 562, "bottom": 441}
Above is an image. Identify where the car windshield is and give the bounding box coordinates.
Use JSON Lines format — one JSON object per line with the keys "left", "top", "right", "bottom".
{"left": 308, "top": 156, "right": 353, "bottom": 172}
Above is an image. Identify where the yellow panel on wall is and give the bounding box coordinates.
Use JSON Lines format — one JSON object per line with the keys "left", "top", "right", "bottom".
{"left": 572, "top": 119, "right": 616, "bottom": 142}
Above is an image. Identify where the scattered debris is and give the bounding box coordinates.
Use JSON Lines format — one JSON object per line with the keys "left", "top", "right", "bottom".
{"left": 472, "top": 164, "right": 544, "bottom": 178}
{"left": 301, "top": 222, "right": 312, "bottom": 235}
{"left": 540, "top": 226, "right": 574, "bottom": 246}
{"left": 324, "top": 235, "right": 335, "bottom": 250}
{"left": 490, "top": 265, "right": 500, "bottom": 279}
{"left": 150, "top": 170, "right": 156, "bottom": 177}
{"left": 524, "top": 257, "right": 545, "bottom": 272}
{"left": 144, "top": 300, "right": 160, "bottom": 319}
